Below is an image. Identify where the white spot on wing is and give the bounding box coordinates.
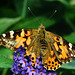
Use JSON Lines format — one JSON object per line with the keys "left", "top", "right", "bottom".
{"left": 6, "top": 41, "right": 8, "bottom": 43}
{"left": 69, "top": 43, "right": 72, "bottom": 51}
{"left": 3, "top": 39, "right": 5, "bottom": 41}
{"left": 9, "top": 41, "right": 13, "bottom": 44}
{"left": 71, "top": 54, "right": 73, "bottom": 56}
{"left": 10, "top": 31, "right": 14, "bottom": 38}
{"left": 2, "top": 34, "right": 6, "bottom": 37}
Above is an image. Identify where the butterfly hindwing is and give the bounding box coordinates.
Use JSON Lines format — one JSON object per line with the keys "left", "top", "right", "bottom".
{"left": 42, "top": 48, "right": 62, "bottom": 70}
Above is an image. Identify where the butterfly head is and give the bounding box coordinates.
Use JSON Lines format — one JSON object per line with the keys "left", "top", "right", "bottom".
{"left": 38, "top": 24, "right": 45, "bottom": 31}
{"left": 38, "top": 24, "right": 46, "bottom": 38}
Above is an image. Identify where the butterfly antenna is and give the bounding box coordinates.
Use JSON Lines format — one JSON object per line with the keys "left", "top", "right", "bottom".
{"left": 49, "top": 10, "right": 57, "bottom": 19}
{"left": 28, "top": 7, "right": 41, "bottom": 25}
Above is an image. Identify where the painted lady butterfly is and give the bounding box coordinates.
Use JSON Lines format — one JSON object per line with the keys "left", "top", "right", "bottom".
{"left": 0, "top": 24, "right": 75, "bottom": 70}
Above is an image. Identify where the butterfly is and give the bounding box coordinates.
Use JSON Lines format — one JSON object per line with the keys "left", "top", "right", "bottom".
{"left": 0, "top": 24, "right": 75, "bottom": 70}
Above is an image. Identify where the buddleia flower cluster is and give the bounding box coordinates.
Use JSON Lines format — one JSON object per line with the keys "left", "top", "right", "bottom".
{"left": 10, "top": 46, "right": 57, "bottom": 75}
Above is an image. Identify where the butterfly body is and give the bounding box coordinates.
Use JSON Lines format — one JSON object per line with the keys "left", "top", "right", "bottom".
{"left": 0, "top": 24, "right": 75, "bottom": 70}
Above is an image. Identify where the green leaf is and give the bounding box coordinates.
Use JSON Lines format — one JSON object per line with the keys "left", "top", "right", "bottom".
{"left": 64, "top": 32, "right": 75, "bottom": 44}
{"left": 2, "top": 68, "right": 8, "bottom": 75}
{"left": 0, "top": 47, "right": 13, "bottom": 68}
{"left": 65, "top": 16, "right": 75, "bottom": 32}
{"left": 0, "top": 7, "right": 18, "bottom": 17}
{"left": 14, "top": 0, "right": 28, "bottom": 18}
{"left": 45, "top": 0, "right": 70, "bottom": 6}
{"left": 8, "top": 16, "right": 56, "bottom": 31}
{"left": 0, "top": 47, "right": 13, "bottom": 57}
{"left": 0, "top": 17, "right": 21, "bottom": 35}
{"left": 70, "top": 0, "right": 75, "bottom": 5}
{"left": 0, "top": 55, "right": 13, "bottom": 68}
{"left": 61, "top": 59, "right": 75, "bottom": 69}
{"left": 58, "top": 0, "right": 70, "bottom": 6}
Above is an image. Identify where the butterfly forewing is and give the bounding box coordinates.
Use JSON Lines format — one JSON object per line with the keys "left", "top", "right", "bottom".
{"left": 0, "top": 29, "right": 33, "bottom": 51}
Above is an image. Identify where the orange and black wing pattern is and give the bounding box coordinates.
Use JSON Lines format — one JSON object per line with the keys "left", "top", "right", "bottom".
{"left": 0, "top": 25, "right": 75, "bottom": 71}
{"left": 43, "top": 31, "right": 75, "bottom": 70}
{"left": 0, "top": 29, "right": 32, "bottom": 51}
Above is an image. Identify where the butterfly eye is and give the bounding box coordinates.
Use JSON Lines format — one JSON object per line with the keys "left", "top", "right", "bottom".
{"left": 41, "top": 27, "right": 45, "bottom": 30}
{"left": 38, "top": 24, "right": 45, "bottom": 30}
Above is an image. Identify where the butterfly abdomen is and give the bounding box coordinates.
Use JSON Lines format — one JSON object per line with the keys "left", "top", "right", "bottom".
{"left": 40, "top": 39, "right": 47, "bottom": 49}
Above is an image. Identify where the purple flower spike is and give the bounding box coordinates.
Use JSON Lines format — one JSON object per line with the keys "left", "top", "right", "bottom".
{"left": 48, "top": 73, "right": 57, "bottom": 75}
{"left": 11, "top": 45, "right": 57, "bottom": 75}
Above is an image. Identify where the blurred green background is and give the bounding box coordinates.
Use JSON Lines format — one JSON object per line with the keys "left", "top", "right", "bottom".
{"left": 0, "top": 0, "right": 75, "bottom": 75}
